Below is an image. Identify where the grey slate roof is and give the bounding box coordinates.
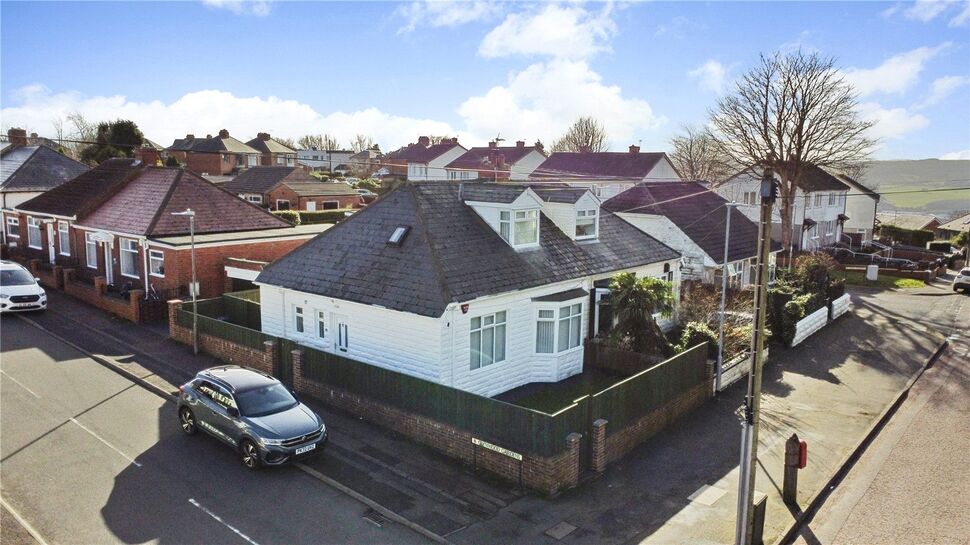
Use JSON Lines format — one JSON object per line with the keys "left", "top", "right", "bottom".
{"left": 256, "top": 183, "right": 680, "bottom": 317}
{"left": 225, "top": 167, "right": 305, "bottom": 194}
{"left": 0, "top": 146, "right": 90, "bottom": 193}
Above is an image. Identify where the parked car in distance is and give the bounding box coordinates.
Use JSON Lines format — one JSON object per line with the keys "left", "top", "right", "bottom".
{"left": 953, "top": 268, "right": 970, "bottom": 293}
{"left": 0, "top": 260, "right": 47, "bottom": 313}
{"left": 356, "top": 188, "right": 378, "bottom": 204}
{"left": 177, "top": 366, "right": 327, "bottom": 470}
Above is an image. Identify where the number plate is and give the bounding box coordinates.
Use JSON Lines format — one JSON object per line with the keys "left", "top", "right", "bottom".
{"left": 295, "top": 443, "right": 316, "bottom": 455}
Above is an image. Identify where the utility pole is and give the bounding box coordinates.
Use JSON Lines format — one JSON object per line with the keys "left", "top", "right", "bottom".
{"left": 735, "top": 167, "right": 777, "bottom": 545}
{"left": 172, "top": 208, "right": 198, "bottom": 355}
{"left": 716, "top": 202, "right": 739, "bottom": 393}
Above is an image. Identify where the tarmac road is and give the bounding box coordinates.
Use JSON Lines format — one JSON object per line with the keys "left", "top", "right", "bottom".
{"left": 0, "top": 315, "right": 431, "bottom": 545}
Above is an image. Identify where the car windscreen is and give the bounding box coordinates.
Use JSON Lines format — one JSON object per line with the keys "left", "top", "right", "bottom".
{"left": 0, "top": 269, "right": 36, "bottom": 286}
{"left": 235, "top": 383, "right": 298, "bottom": 417}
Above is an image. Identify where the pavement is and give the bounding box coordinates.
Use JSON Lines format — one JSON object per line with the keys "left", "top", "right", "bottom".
{"left": 790, "top": 323, "right": 970, "bottom": 545}
{"left": 5, "top": 276, "right": 965, "bottom": 545}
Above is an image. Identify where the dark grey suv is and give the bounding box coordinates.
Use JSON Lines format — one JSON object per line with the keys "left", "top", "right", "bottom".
{"left": 177, "top": 366, "right": 327, "bottom": 469}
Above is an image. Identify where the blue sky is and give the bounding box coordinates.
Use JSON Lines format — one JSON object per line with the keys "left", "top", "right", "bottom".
{"left": 2, "top": 0, "right": 968, "bottom": 159}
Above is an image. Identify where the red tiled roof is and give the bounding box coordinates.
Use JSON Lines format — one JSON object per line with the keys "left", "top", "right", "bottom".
{"left": 79, "top": 167, "right": 290, "bottom": 237}
{"left": 531, "top": 151, "right": 669, "bottom": 180}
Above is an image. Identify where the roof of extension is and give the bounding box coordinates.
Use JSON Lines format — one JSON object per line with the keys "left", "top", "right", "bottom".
{"left": 0, "top": 145, "right": 90, "bottom": 193}
{"left": 446, "top": 145, "right": 543, "bottom": 170}
{"left": 16, "top": 158, "right": 141, "bottom": 217}
{"left": 225, "top": 166, "right": 314, "bottom": 194}
{"left": 603, "top": 182, "right": 781, "bottom": 263}
{"left": 530, "top": 151, "right": 669, "bottom": 180}
{"left": 167, "top": 131, "right": 259, "bottom": 155}
{"left": 937, "top": 212, "right": 970, "bottom": 233}
{"left": 256, "top": 183, "right": 680, "bottom": 317}
{"left": 384, "top": 139, "right": 463, "bottom": 163}
{"left": 875, "top": 212, "right": 941, "bottom": 231}
{"left": 80, "top": 167, "right": 290, "bottom": 237}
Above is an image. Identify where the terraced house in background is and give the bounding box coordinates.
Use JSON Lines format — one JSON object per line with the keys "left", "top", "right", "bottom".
{"left": 224, "top": 166, "right": 361, "bottom": 211}
{"left": 166, "top": 129, "right": 260, "bottom": 176}
{"left": 529, "top": 147, "right": 683, "bottom": 199}
{"left": 254, "top": 182, "right": 681, "bottom": 397}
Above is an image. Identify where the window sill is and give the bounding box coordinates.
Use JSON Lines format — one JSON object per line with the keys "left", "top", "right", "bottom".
{"left": 149, "top": 273, "right": 165, "bottom": 278}
{"left": 59, "top": 252, "right": 70, "bottom": 257}
{"left": 6, "top": 234, "right": 19, "bottom": 238}
{"left": 469, "top": 358, "right": 507, "bottom": 373}
{"left": 86, "top": 264, "right": 98, "bottom": 269}
{"left": 27, "top": 245, "right": 42, "bottom": 250}
{"left": 121, "top": 272, "right": 140, "bottom": 279}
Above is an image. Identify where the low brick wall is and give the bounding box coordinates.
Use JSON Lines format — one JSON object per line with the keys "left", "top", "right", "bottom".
{"left": 62, "top": 268, "right": 142, "bottom": 323}
{"left": 290, "top": 349, "right": 580, "bottom": 496}
{"left": 27, "top": 259, "right": 63, "bottom": 290}
{"left": 592, "top": 379, "right": 712, "bottom": 470}
{"left": 844, "top": 266, "right": 933, "bottom": 281}
{"left": 167, "top": 300, "right": 276, "bottom": 376}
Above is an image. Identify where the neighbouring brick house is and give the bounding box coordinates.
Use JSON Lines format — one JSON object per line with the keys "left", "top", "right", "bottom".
{"left": 529, "top": 147, "right": 683, "bottom": 199}
{"left": 224, "top": 167, "right": 361, "bottom": 210}
{"left": 245, "top": 133, "right": 297, "bottom": 167}
{"left": 381, "top": 136, "right": 467, "bottom": 181}
{"left": 1, "top": 128, "right": 90, "bottom": 249}
{"left": 166, "top": 129, "right": 260, "bottom": 176}
{"left": 444, "top": 140, "right": 547, "bottom": 182}
{"left": 9, "top": 158, "right": 326, "bottom": 320}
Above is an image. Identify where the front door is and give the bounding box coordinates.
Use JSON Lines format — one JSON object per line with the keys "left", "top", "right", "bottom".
{"left": 593, "top": 288, "right": 612, "bottom": 336}
{"left": 332, "top": 315, "right": 349, "bottom": 353}
{"left": 103, "top": 242, "right": 114, "bottom": 285}
{"left": 46, "top": 223, "right": 56, "bottom": 264}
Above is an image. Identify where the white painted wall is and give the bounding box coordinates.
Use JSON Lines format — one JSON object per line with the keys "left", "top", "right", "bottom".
{"left": 617, "top": 213, "right": 712, "bottom": 280}
{"left": 843, "top": 189, "right": 877, "bottom": 243}
{"left": 3, "top": 191, "right": 43, "bottom": 210}
{"left": 643, "top": 156, "right": 682, "bottom": 182}
{"left": 510, "top": 150, "right": 547, "bottom": 181}
{"left": 791, "top": 306, "right": 829, "bottom": 347}
{"left": 408, "top": 146, "right": 468, "bottom": 181}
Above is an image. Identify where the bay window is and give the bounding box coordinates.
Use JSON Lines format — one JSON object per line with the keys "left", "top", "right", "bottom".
{"left": 85, "top": 232, "right": 98, "bottom": 268}
{"left": 120, "top": 238, "right": 139, "bottom": 277}
{"left": 470, "top": 311, "right": 506, "bottom": 369}
{"left": 536, "top": 303, "right": 583, "bottom": 354}
{"left": 26, "top": 217, "right": 41, "bottom": 249}
{"left": 58, "top": 222, "right": 70, "bottom": 255}
{"left": 576, "top": 209, "right": 598, "bottom": 239}
{"left": 557, "top": 304, "right": 582, "bottom": 351}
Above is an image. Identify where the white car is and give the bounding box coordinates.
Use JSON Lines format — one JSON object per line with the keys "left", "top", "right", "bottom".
{"left": 953, "top": 268, "right": 970, "bottom": 293}
{"left": 0, "top": 260, "right": 47, "bottom": 313}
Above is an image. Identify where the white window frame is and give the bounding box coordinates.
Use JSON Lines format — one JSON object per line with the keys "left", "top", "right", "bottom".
{"left": 499, "top": 211, "right": 511, "bottom": 242}
{"left": 469, "top": 311, "right": 507, "bottom": 370}
{"left": 557, "top": 303, "right": 583, "bottom": 352}
{"left": 294, "top": 305, "right": 305, "bottom": 334}
{"left": 26, "top": 217, "right": 41, "bottom": 249}
{"left": 119, "top": 238, "right": 140, "bottom": 278}
{"left": 814, "top": 194, "right": 823, "bottom": 207}
{"left": 245, "top": 194, "right": 262, "bottom": 203}
{"left": 149, "top": 249, "right": 165, "bottom": 277}
{"left": 513, "top": 209, "right": 539, "bottom": 247}
{"left": 535, "top": 309, "right": 557, "bottom": 354}
{"left": 828, "top": 193, "right": 836, "bottom": 206}
{"left": 276, "top": 199, "right": 291, "bottom": 210}
{"left": 58, "top": 221, "right": 70, "bottom": 255}
{"left": 316, "top": 310, "right": 326, "bottom": 340}
{"left": 575, "top": 208, "right": 598, "bottom": 239}
{"left": 85, "top": 232, "right": 98, "bottom": 268}
{"left": 6, "top": 216, "right": 20, "bottom": 238}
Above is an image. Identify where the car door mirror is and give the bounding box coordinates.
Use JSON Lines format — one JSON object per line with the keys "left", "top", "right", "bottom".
{"left": 227, "top": 407, "right": 239, "bottom": 418}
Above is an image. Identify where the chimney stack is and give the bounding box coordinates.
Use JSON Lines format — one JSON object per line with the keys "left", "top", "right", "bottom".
{"left": 452, "top": 137, "right": 459, "bottom": 144}
{"left": 516, "top": 140, "right": 525, "bottom": 148}
{"left": 185, "top": 134, "right": 195, "bottom": 140}
{"left": 218, "top": 129, "right": 230, "bottom": 138}
{"left": 258, "top": 132, "right": 271, "bottom": 141}
{"left": 629, "top": 145, "right": 640, "bottom": 154}
{"left": 488, "top": 141, "right": 497, "bottom": 149}
{"left": 417, "top": 136, "right": 431, "bottom": 146}
{"left": 7, "top": 128, "right": 28, "bottom": 147}
{"left": 534, "top": 140, "right": 544, "bottom": 152}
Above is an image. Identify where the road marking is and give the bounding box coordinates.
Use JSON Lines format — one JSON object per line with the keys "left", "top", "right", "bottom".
{"left": 68, "top": 417, "right": 142, "bottom": 468}
{"left": 0, "top": 369, "right": 41, "bottom": 398}
{"left": 188, "top": 498, "right": 261, "bottom": 545}
{"left": 0, "top": 495, "right": 51, "bottom": 545}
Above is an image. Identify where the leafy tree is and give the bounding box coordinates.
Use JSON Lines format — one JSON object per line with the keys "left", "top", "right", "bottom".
{"left": 356, "top": 178, "right": 381, "bottom": 192}
{"left": 79, "top": 119, "right": 144, "bottom": 164}
{"left": 607, "top": 272, "right": 674, "bottom": 357}
{"left": 709, "top": 51, "right": 875, "bottom": 249}
{"left": 669, "top": 124, "right": 735, "bottom": 184}
{"left": 551, "top": 116, "right": 609, "bottom": 153}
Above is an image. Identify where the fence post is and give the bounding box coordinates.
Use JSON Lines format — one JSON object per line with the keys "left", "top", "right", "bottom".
{"left": 565, "top": 432, "right": 582, "bottom": 490}
{"left": 168, "top": 299, "right": 183, "bottom": 339}
{"left": 591, "top": 419, "right": 608, "bottom": 472}
{"left": 95, "top": 276, "right": 107, "bottom": 295}
{"left": 52, "top": 265, "right": 64, "bottom": 289}
{"left": 129, "top": 289, "right": 144, "bottom": 323}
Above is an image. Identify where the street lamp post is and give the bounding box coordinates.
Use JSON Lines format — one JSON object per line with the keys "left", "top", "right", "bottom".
{"left": 716, "top": 202, "right": 739, "bottom": 393}
{"left": 171, "top": 209, "right": 197, "bottom": 355}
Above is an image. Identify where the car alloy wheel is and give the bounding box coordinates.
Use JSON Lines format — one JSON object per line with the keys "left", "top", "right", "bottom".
{"left": 241, "top": 440, "right": 261, "bottom": 470}
{"left": 179, "top": 407, "right": 197, "bottom": 435}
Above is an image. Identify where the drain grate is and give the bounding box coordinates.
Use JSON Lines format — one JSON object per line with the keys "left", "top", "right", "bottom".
{"left": 362, "top": 508, "right": 389, "bottom": 528}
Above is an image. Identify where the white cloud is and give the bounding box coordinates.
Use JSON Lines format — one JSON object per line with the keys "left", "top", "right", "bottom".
{"left": 917, "top": 75, "right": 969, "bottom": 108}
{"left": 653, "top": 16, "right": 705, "bottom": 39}
{"left": 395, "top": 0, "right": 502, "bottom": 33}
{"left": 688, "top": 60, "right": 728, "bottom": 93}
{"left": 457, "top": 59, "right": 664, "bottom": 148}
{"left": 0, "top": 85, "right": 455, "bottom": 151}
{"left": 858, "top": 102, "right": 929, "bottom": 140}
{"left": 905, "top": 0, "right": 954, "bottom": 22}
{"left": 479, "top": 4, "right": 617, "bottom": 60}
{"left": 844, "top": 43, "right": 950, "bottom": 96}
{"left": 882, "top": 0, "right": 968, "bottom": 25}
{"left": 201, "top": 0, "right": 272, "bottom": 16}
{"left": 949, "top": 3, "right": 970, "bottom": 26}
{"left": 940, "top": 149, "right": 970, "bottom": 160}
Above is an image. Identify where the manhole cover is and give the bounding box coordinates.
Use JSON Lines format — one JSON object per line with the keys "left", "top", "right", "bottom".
{"left": 545, "top": 521, "right": 577, "bottom": 540}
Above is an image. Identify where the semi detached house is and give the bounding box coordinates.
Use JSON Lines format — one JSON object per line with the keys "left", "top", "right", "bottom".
{"left": 256, "top": 182, "right": 680, "bottom": 397}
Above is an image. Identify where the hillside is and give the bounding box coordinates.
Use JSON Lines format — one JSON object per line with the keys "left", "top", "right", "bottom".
{"left": 857, "top": 159, "right": 970, "bottom": 216}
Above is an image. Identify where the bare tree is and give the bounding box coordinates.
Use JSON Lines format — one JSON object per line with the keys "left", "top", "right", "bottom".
{"left": 274, "top": 136, "right": 297, "bottom": 149}
{"left": 709, "top": 51, "right": 875, "bottom": 248}
{"left": 297, "top": 133, "right": 340, "bottom": 150}
{"left": 669, "top": 125, "right": 735, "bottom": 184}
{"left": 350, "top": 134, "right": 375, "bottom": 153}
{"left": 428, "top": 135, "right": 454, "bottom": 145}
{"left": 551, "top": 116, "right": 609, "bottom": 153}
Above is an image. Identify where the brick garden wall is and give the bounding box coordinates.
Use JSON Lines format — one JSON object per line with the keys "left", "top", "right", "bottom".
{"left": 62, "top": 268, "right": 142, "bottom": 322}
{"left": 168, "top": 300, "right": 276, "bottom": 376}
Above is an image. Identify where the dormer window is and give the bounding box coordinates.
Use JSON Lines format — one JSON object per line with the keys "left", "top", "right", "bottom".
{"left": 576, "top": 208, "right": 598, "bottom": 239}
{"left": 499, "top": 209, "right": 539, "bottom": 247}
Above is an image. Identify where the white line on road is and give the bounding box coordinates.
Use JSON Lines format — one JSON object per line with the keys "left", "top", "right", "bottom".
{"left": 68, "top": 417, "right": 142, "bottom": 468}
{"left": 0, "top": 369, "right": 41, "bottom": 398}
{"left": 188, "top": 498, "right": 261, "bottom": 545}
{"left": 0, "top": 495, "right": 51, "bottom": 545}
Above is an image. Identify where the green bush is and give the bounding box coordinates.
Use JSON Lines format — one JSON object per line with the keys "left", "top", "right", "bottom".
{"left": 779, "top": 294, "right": 813, "bottom": 345}
{"left": 299, "top": 209, "right": 355, "bottom": 224}
{"left": 952, "top": 231, "right": 969, "bottom": 248}
{"left": 827, "top": 276, "right": 846, "bottom": 301}
{"left": 272, "top": 210, "right": 301, "bottom": 225}
{"left": 677, "top": 322, "right": 718, "bottom": 359}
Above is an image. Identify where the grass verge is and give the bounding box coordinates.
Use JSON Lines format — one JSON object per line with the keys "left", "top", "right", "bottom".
{"left": 833, "top": 270, "right": 925, "bottom": 289}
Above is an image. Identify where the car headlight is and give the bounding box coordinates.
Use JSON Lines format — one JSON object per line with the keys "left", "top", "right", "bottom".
{"left": 0, "top": 293, "right": 9, "bottom": 299}
{"left": 259, "top": 437, "right": 284, "bottom": 446}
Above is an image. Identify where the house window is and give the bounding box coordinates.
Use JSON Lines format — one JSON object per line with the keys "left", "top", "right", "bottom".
{"left": 659, "top": 262, "right": 674, "bottom": 282}
{"left": 222, "top": 154, "right": 230, "bottom": 163}
{"left": 557, "top": 304, "right": 582, "bottom": 352}
{"left": 245, "top": 195, "right": 262, "bottom": 203}
{"left": 248, "top": 155, "right": 257, "bottom": 167}
{"left": 26, "top": 217, "right": 41, "bottom": 249}
{"left": 814, "top": 194, "right": 823, "bottom": 207}
{"left": 323, "top": 201, "right": 339, "bottom": 210}
{"left": 85, "top": 232, "right": 98, "bottom": 268}
{"left": 469, "top": 311, "right": 507, "bottom": 370}
{"left": 276, "top": 200, "right": 291, "bottom": 211}
{"left": 536, "top": 309, "right": 556, "bottom": 353}
{"left": 514, "top": 210, "right": 539, "bottom": 246}
{"left": 149, "top": 250, "right": 164, "bottom": 276}
{"left": 828, "top": 193, "right": 836, "bottom": 206}
{"left": 6, "top": 217, "right": 19, "bottom": 238}
{"left": 58, "top": 222, "right": 70, "bottom": 255}
{"left": 120, "top": 238, "right": 139, "bottom": 278}
{"left": 276, "top": 156, "right": 285, "bottom": 165}
{"left": 317, "top": 311, "right": 326, "bottom": 339}
{"left": 499, "top": 211, "right": 511, "bottom": 241}
{"left": 294, "top": 306, "right": 304, "bottom": 333}
{"left": 576, "top": 209, "right": 598, "bottom": 239}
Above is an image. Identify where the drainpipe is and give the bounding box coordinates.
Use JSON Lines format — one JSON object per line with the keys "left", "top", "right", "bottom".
{"left": 141, "top": 239, "right": 150, "bottom": 297}
{"left": 449, "top": 305, "right": 457, "bottom": 387}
